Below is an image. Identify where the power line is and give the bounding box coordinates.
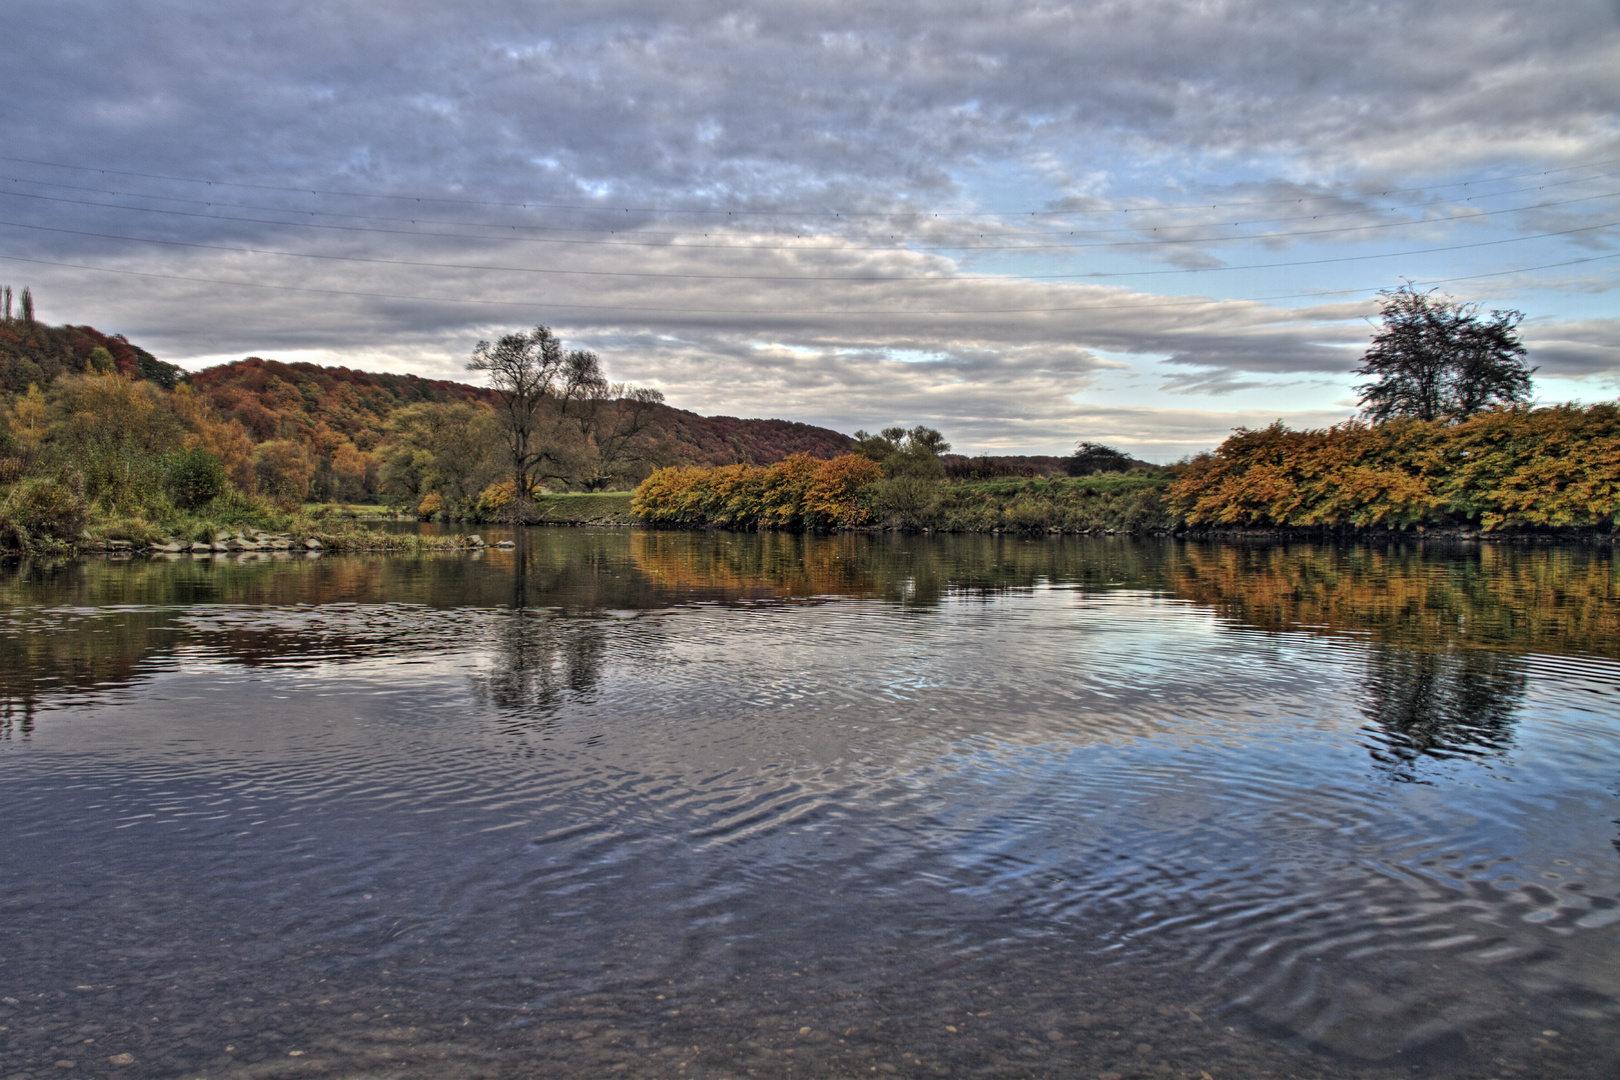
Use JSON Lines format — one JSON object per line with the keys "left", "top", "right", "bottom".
{"left": 2, "top": 249, "right": 1614, "bottom": 317}
{"left": 3, "top": 151, "right": 1619, "bottom": 219}
{"left": 5, "top": 180, "right": 1617, "bottom": 256}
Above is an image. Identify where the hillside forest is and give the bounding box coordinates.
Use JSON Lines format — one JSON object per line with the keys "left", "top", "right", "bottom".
{"left": 0, "top": 306, "right": 856, "bottom": 545}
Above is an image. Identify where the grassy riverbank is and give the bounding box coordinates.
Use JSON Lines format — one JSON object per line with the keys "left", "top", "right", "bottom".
{"left": 0, "top": 484, "right": 482, "bottom": 555}
{"left": 529, "top": 491, "right": 639, "bottom": 525}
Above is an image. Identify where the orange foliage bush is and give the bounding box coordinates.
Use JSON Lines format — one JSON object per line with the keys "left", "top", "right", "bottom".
{"left": 632, "top": 454, "right": 882, "bottom": 529}
{"left": 1168, "top": 405, "right": 1620, "bottom": 531}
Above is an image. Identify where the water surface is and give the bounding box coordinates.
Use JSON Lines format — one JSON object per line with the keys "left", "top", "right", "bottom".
{"left": 2, "top": 532, "right": 1618, "bottom": 1078}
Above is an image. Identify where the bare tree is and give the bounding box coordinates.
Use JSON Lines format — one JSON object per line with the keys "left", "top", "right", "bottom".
{"left": 469, "top": 326, "right": 581, "bottom": 497}
{"left": 469, "top": 326, "right": 663, "bottom": 497}
{"left": 566, "top": 371, "right": 666, "bottom": 490}
{"left": 1355, "top": 285, "right": 1535, "bottom": 422}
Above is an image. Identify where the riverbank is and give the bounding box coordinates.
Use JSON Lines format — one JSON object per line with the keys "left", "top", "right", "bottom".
{"left": 629, "top": 470, "right": 1181, "bottom": 534}
{"left": 0, "top": 489, "right": 489, "bottom": 556}
{"left": 14, "top": 464, "right": 1617, "bottom": 556}
{"left": 76, "top": 527, "right": 498, "bottom": 556}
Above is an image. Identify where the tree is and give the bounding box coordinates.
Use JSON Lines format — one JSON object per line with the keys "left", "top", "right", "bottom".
{"left": 468, "top": 326, "right": 663, "bottom": 498}
{"left": 50, "top": 373, "right": 186, "bottom": 513}
{"left": 378, "top": 401, "right": 499, "bottom": 512}
{"left": 253, "top": 439, "right": 316, "bottom": 505}
{"left": 852, "top": 424, "right": 951, "bottom": 528}
{"left": 164, "top": 447, "right": 228, "bottom": 508}
{"left": 852, "top": 424, "right": 950, "bottom": 478}
{"left": 468, "top": 326, "right": 591, "bottom": 498}
{"left": 1066, "top": 441, "right": 1134, "bottom": 476}
{"left": 1354, "top": 285, "right": 1535, "bottom": 423}
{"left": 567, "top": 380, "right": 666, "bottom": 490}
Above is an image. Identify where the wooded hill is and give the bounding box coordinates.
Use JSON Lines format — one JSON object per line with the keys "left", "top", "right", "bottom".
{"left": 0, "top": 320, "right": 855, "bottom": 510}
{"left": 189, "top": 357, "right": 855, "bottom": 475}
{"left": 2, "top": 318, "right": 185, "bottom": 392}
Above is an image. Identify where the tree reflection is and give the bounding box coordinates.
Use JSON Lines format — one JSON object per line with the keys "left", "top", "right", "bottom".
{"left": 1357, "top": 645, "right": 1527, "bottom": 783}
{"left": 469, "top": 610, "right": 606, "bottom": 728}
{"left": 0, "top": 693, "right": 36, "bottom": 738}
{"left": 469, "top": 529, "right": 607, "bottom": 729}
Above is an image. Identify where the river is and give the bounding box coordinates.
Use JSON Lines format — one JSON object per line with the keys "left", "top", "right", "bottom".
{"left": 2, "top": 531, "right": 1617, "bottom": 1078}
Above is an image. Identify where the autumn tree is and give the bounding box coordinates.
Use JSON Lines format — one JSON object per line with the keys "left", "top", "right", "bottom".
{"left": 378, "top": 401, "right": 500, "bottom": 512}
{"left": 1354, "top": 285, "right": 1535, "bottom": 422}
{"left": 562, "top": 349, "right": 666, "bottom": 490}
{"left": 50, "top": 373, "right": 186, "bottom": 513}
{"left": 253, "top": 439, "right": 316, "bottom": 506}
{"left": 469, "top": 326, "right": 589, "bottom": 497}
{"left": 469, "top": 326, "right": 662, "bottom": 496}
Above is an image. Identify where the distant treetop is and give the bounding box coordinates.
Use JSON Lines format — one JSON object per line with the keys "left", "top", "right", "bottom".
{"left": 1354, "top": 284, "right": 1535, "bottom": 423}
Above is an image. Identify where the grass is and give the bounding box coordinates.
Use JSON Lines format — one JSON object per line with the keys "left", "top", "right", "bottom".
{"left": 930, "top": 473, "right": 1178, "bottom": 533}
{"left": 0, "top": 485, "right": 489, "bottom": 556}
{"left": 530, "top": 490, "right": 638, "bottom": 525}
{"left": 301, "top": 501, "right": 413, "bottom": 520}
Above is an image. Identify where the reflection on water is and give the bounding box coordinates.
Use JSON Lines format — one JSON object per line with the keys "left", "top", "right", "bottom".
{"left": 1, "top": 532, "right": 1618, "bottom": 1079}
{"left": 473, "top": 610, "right": 607, "bottom": 726}
{"left": 1359, "top": 646, "right": 1528, "bottom": 782}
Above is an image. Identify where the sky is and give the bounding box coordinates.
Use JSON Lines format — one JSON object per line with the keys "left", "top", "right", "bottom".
{"left": 0, "top": 1, "right": 1616, "bottom": 460}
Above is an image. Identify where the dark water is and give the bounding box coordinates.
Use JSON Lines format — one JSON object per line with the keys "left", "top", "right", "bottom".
{"left": 2, "top": 532, "right": 1618, "bottom": 1080}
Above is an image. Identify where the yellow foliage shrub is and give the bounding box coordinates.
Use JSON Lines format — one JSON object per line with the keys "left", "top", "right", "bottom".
{"left": 632, "top": 453, "right": 882, "bottom": 529}
{"left": 478, "top": 480, "right": 517, "bottom": 517}
{"left": 1168, "top": 405, "right": 1620, "bottom": 531}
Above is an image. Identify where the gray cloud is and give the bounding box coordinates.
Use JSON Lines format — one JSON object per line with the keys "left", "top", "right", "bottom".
{"left": 1524, "top": 319, "right": 1620, "bottom": 381}
{"left": 7, "top": 2, "right": 1616, "bottom": 210}
{"left": 0, "top": 0, "right": 1614, "bottom": 454}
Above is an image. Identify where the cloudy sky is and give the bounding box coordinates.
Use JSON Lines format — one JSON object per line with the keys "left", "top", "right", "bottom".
{"left": 1, "top": 1, "right": 1616, "bottom": 458}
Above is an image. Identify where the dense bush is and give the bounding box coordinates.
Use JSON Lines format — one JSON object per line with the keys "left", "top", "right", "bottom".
{"left": 934, "top": 475, "right": 1175, "bottom": 533}
{"left": 633, "top": 461, "right": 1172, "bottom": 533}
{"left": 1066, "top": 441, "right": 1137, "bottom": 476}
{"left": 633, "top": 454, "right": 883, "bottom": 529}
{"left": 0, "top": 472, "right": 89, "bottom": 549}
{"left": 165, "top": 447, "right": 228, "bottom": 508}
{"left": 1168, "top": 404, "right": 1620, "bottom": 531}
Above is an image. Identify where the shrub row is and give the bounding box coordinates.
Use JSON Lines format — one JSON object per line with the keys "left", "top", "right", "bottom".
{"left": 933, "top": 476, "right": 1176, "bottom": 533}
{"left": 632, "top": 454, "right": 883, "bottom": 528}
{"left": 631, "top": 456, "right": 1176, "bottom": 533}
{"left": 1168, "top": 405, "right": 1620, "bottom": 531}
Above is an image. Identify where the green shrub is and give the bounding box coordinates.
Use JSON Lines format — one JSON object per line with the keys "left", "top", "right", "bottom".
{"left": 165, "top": 447, "right": 229, "bottom": 508}
{"left": 871, "top": 475, "right": 942, "bottom": 529}
{"left": 0, "top": 472, "right": 90, "bottom": 549}
{"left": 1003, "top": 493, "right": 1054, "bottom": 531}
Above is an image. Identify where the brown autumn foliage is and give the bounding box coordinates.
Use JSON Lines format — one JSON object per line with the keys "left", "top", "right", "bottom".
{"left": 632, "top": 453, "right": 884, "bottom": 529}
{"left": 0, "top": 322, "right": 858, "bottom": 523}
{"left": 1168, "top": 405, "right": 1620, "bottom": 532}
{"left": 1161, "top": 542, "right": 1620, "bottom": 658}
{"left": 1, "top": 317, "right": 185, "bottom": 393}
